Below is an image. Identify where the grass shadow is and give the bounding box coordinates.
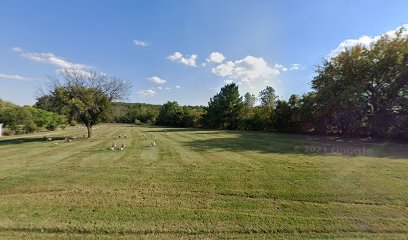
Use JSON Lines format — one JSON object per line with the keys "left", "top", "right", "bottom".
{"left": 143, "top": 127, "right": 211, "bottom": 133}
{"left": 181, "top": 130, "right": 408, "bottom": 159}
{"left": 0, "top": 136, "right": 67, "bottom": 146}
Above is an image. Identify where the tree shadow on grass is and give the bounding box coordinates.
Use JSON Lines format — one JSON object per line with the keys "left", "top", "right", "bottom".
{"left": 140, "top": 126, "right": 408, "bottom": 158}
{"left": 181, "top": 130, "right": 408, "bottom": 159}
{"left": 0, "top": 136, "right": 67, "bottom": 146}
{"left": 142, "top": 127, "right": 205, "bottom": 133}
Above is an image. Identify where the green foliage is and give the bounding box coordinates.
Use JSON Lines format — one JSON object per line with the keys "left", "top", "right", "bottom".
{"left": 271, "top": 100, "right": 291, "bottom": 132}
{"left": 244, "top": 92, "right": 256, "bottom": 108}
{"left": 38, "top": 86, "right": 111, "bottom": 138}
{"left": 110, "top": 102, "right": 160, "bottom": 124}
{"left": 156, "top": 101, "right": 182, "bottom": 126}
{"left": 156, "top": 101, "right": 206, "bottom": 128}
{"left": 312, "top": 26, "right": 408, "bottom": 139}
{"left": 205, "top": 83, "right": 244, "bottom": 130}
{"left": 0, "top": 99, "right": 67, "bottom": 135}
{"left": 35, "top": 70, "right": 129, "bottom": 138}
{"left": 259, "top": 86, "right": 277, "bottom": 108}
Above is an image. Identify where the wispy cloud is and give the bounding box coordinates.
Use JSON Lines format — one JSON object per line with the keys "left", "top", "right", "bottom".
{"left": 175, "top": 85, "right": 181, "bottom": 89}
{"left": 137, "top": 89, "right": 156, "bottom": 97}
{"left": 0, "top": 73, "right": 29, "bottom": 81}
{"left": 274, "top": 64, "right": 288, "bottom": 72}
{"left": 133, "top": 39, "right": 149, "bottom": 47}
{"left": 148, "top": 76, "right": 166, "bottom": 84}
{"left": 289, "top": 64, "right": 302, "bottom": 70}
{"left": 12, "top": 47, "right": 87, "bottom": 70}
{"left": 167, "top": 52, "right": 198, "bottom": 67}
{"left": 12, "top": 47, "right": 93, "bottom": 78}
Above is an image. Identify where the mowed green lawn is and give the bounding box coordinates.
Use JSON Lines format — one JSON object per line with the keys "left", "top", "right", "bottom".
{"left": 0, "top": 124, "right": 407, "bottom": 239}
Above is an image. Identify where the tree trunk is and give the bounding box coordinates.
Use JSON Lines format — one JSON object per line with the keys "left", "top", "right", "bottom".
{"left": 86, "top": 125, "right": 92, "bottom": 138}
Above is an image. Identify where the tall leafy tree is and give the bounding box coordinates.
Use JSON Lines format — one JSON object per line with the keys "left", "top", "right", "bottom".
{"left": 259, "top": 86, "right": 278, "bottom": 108}
{"left": 312, "top": 26, "right": 408, "bottom": 139}
{"left": 244, "top": 92, "right": 256, "bottom": 108}
{"left": 38, "top": 69, "right": 129, "bottom": 138}
{"left": 206, "top": 83, "right": 243, "bottom": 130}
{"left": 240, "top": 92, "right": 257, "bottom": 130}
{"left": 272, "top": 100, "right": 292, "bottom": 132}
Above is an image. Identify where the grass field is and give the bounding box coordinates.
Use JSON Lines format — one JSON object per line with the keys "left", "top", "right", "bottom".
{"left": 0, "top": 124, "right": 407, "bottom": 239}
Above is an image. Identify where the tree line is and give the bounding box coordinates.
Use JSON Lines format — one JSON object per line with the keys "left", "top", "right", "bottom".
{"left": 0, "top": 99, "right": 66, "bottom": 135}
{"left": 33, "top": 27, "right": 407, "bottom": 140}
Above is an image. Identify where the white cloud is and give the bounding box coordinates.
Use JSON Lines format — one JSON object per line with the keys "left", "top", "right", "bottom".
{"left": 206, "top": 52, "right": 225, "bottom": 63}
{"left": 329, "top": 36, "right": 373, "bottom": 58}
{"left": 165, "top": 87, "right": 171, "bottom": 90}
{"left": 157, "top": 86, "right": 162, "bottom": 90}
{"left": 175, "top": 85, "right": 181, "bottom": 89}
{"left": 0, "top": 73, "right": 29, "bottom": 81}
{"left": 329, "top": 24, "right": 408, "bottom": 58}
{"left": 167, "top": 52, "right": 198, "bottom": 67}
{"left": 167, "top": 52, "right": 183, "bottom": 61}
{"left": 133, "top": 39, "right": 149, "bottom": 47}
{"left": 137, "top": 89, "right": 157, "bottom": 97}
{"left": 148, "top": 76, "right": 166, "bottom": 84}
{"left": 211, "top": 56, "right": 301, "bottom": 94}
{"left": 212, "top": 55, "right": 281, "bottom": 94}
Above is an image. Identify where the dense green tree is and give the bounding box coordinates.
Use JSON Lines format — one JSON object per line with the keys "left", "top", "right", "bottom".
{"left": 272, "top": 100, "right": 292, "bottom": 132}
{"left": 155, "top": 102, "right": 206, "bottom": 128}
{"left": 180, "top": 106, "right": 206, "bottom": 128}
{"left": 296, "top": 93, "right": 317, "bottom": 133}
{"left": 312, "top": 27, "right": 408, "bottom": 139}
{"left": 156, "top": 101, "right": 182, "bottom": 126}
{"left": 206, "top": 83, "right": 243, "bottom": 130}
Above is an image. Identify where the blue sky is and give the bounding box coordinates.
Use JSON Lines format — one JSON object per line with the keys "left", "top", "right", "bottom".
{"left": 1, "top": 0, "right": 407, "bottom": 106}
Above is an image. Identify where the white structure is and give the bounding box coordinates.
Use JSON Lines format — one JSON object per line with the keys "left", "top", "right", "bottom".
{"left": 0, "top": 123, "right": 3, "bottom": 137}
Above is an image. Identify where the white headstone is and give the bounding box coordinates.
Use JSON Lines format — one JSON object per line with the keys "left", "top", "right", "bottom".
{"left": 0, "top": 123, "right": 2, "bottom": 137}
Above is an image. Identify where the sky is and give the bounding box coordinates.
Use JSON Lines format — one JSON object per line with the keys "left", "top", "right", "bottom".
{"left": 1, "top": 0, "right": 408, "bottom": 106}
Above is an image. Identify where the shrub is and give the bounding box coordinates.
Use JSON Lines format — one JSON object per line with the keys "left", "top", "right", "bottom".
{"left": 2, "top": 128, "right": 12, "bottom": 136}
{"left": 24, "top": 122, "right": 37, "bottom": 133}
